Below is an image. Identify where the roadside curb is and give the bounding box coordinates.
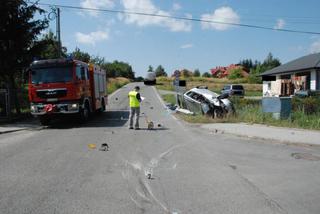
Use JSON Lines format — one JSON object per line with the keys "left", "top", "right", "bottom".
{"left": 201, "top": 123, "right": 320, "bottom": 147}
{"left": 0, "top": 128, "right": 28, "bottom": 135}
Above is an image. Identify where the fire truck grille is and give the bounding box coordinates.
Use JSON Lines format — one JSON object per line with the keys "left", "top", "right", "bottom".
{"left": 36, "top": 89, "right": 67, "bottom": 99}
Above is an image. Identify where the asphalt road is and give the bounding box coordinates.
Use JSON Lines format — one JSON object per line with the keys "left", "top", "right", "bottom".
{"left": 1, "top": 82, "right": 320, "bottom": 214}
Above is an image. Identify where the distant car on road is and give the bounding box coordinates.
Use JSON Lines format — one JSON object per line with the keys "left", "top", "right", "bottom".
{"left": 221, "top": 84, "right": 245, "bottom": 97}
{"left": 144, "top": 72, "right": 156, "bottom": 85}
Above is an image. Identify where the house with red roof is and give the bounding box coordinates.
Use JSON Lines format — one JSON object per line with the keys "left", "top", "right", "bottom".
{"left": 210, "top": 64, "right": 249, "bottom": 78}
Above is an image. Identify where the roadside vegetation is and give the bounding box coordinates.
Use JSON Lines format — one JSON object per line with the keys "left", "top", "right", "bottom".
{"left": 161, "top": 94, "right": 176, "bottom": 105}
{"left": 156, "top": 76, "right": 262, "bottom": 97}
{"left": 162, "top": 93, "right": 320, "bottom": 130}
{"left": 107, "top": 77, "right": 131, "bottom": 94}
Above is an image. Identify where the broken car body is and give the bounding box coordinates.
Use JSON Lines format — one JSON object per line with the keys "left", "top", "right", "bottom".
{"left": 178, "top": 86, "right": 235, "bottom": 118}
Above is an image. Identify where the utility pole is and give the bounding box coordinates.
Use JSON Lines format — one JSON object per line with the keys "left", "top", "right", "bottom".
{"left": 56, "top": 7, "right": 61, "bottom": 58}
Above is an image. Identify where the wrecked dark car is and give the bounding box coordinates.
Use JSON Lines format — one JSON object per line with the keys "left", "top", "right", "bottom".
{"left": 178, "top": 86, "right": 235, "bottom": 118}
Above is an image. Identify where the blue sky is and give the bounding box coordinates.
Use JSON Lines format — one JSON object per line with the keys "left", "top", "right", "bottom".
{"left": 37, "top": 0, "right": 320, "bottom": 77}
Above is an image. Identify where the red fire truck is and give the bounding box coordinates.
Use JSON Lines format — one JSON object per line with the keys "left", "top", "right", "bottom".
{"left": 28, "top": 58, "right": 107, "bottom": 125}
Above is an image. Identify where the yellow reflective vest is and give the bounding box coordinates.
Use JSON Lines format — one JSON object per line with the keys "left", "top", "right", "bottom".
{"left": 128, "top": 91, "right": 140, "bottom": 107}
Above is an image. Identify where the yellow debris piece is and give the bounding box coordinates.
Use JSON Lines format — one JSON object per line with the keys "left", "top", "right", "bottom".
{"left": 88, "top": 144, "right": 96, "bottom": 149}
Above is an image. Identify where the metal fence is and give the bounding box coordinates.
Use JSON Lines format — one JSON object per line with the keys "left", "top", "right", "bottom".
{"left": 0, "top": 87, "right": 29, "bottom": 118}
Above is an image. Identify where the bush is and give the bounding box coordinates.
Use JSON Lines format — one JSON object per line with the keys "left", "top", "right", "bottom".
{"left": 292, "top": 97, "right": 320, "bottom": 115}
{"left": 228, "top": 68, "right": 242, "bottom": 80}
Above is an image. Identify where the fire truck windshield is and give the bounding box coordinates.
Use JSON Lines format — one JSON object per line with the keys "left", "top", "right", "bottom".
{"left": 31, "top": 66, "right": 73, "bottom": 84}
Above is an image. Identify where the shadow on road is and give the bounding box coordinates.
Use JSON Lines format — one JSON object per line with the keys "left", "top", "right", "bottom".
{"left": 47, "top": 110, "right": 130, "bottom": 129}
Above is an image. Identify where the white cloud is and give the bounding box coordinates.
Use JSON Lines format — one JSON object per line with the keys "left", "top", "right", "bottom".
{"left": 309, "top": 39, "right": 320, "bottom": 53}
{"left": 120, "top": 0, "right": 192, "bottom": 32}
{"left": 75, "top": 31, "right": 109, "bottom": 45}
{"left": 201, "top": 6, "right": 240, "bottom": 31}
{"left": 274, "top": 19, "right": 285, "bottom": 30}
{"left": 173, "top": 3, "right": 181, "bottom": 11}
{"left": 80, "top": 0, "right": 115, "bottom": 17}
{"left": 180, "top": 44, "right": 193, "bottom": 49}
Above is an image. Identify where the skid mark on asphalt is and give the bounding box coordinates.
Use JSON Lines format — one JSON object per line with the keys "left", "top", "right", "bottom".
{"left": 121, "top": 144, "right": 185, "bottom": 213}
{"left": 122, "top": 160, "right": 169, "bottom": 213}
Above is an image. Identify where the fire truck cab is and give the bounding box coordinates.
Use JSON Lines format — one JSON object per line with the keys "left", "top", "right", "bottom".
{"left": 29, "top": 58, "right": 107, "bottom": 125}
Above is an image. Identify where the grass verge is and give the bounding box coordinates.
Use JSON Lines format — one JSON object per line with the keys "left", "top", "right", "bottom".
{"left": 162, "top": 93, "right": 320, "bottom": 130}
{"left": 161, "top": 94, "right": 176, "bottom": 105}
{"left": 107, "top": 77, "right": 130, "bottom": 94}
{"left": 156, "top": 77, "right": 262, "bottom": 97}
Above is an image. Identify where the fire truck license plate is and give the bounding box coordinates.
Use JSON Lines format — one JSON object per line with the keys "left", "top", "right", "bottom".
{"left": 47, "top": 98, "right": 58, "bottom": 102}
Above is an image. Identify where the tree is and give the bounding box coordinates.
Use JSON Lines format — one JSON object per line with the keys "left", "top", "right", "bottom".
{"left": 102, "top": 60, "right": 135, "bottom": 79}
{"left": 90, "top": 55, "right": 105, "bottom": 65}
{"left": 228, "top": 68, "right": 242, "bottom": 80}
{"left": 262, "top": 52, "right": 281, "bottom": 70}
{"left": 239, "top": 59, "right": 253, "bottom": 71}
{"left": 0, "top": 0, "right": 48, "bottom": 116}
{"left": 71, "top": 47, "right": 90, "bottom": 63}
{"left": 193, "top": 69, "right": 200, "bottom": 77}
{"left": 181, "top": 69, "right": 193, "bottom": 78}
{"left": 33, "top": 31, "right": 67, "bottom": 59}
{"left": 155, "top": 65, "right": 167, "bottom": 77}
{"left": 202, "top": 72, "right": 211, "bottom": 78}
{"left": 147, "top": 65, "right": 154, "bottom": 72}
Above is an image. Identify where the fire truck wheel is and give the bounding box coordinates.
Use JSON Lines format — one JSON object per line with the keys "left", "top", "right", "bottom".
{"left": 39, "top": 116, "right": 50, "bottom": 126}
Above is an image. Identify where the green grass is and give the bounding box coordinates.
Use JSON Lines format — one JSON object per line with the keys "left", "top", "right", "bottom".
{"left": 161, "top": 94, "right": 176, "bottom": 105}
{"left": 245, "top": 91, "right": 262, "bottom": 97}
{"left": 174, "top": 97, "right": 320, "bottom": 130}
{"left": 155, "top": 83, "right": 175, "bottom": 91}
{"left": 107, "top": 77, "right": 130, "bottom": 94}
{"left": 156, "top": 77, "right": 262, "bottom": 96}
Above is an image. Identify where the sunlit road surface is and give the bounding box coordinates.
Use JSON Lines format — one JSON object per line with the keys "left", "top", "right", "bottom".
{"left": 1, "top": 82, "right": 320, "bottom": 214}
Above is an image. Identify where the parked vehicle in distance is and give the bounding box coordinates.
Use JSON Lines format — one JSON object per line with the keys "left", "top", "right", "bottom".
{"left": 28, "top": 58, "right": 107, "bottom": 125}
{"left": 144, "top": 72, "right": 156, "bottom": 85}
{"left": 179, "top": 86, "right": 234, "bottom": 118}
{"left": 221, "top": 84, "right": 245, "bottom": 97}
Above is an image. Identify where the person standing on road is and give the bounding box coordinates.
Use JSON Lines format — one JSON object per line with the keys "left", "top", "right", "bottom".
{"left": 128, "top": 86, "right": 142, "bottom": 130}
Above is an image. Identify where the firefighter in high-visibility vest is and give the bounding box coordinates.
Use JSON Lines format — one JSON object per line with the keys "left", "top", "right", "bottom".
{"left": 128, "top": 86, "right": 142, "bottom": 130}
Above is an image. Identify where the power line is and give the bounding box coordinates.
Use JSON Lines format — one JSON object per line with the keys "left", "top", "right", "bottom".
{"left": 36, "top": 2, "right": 320, "bottom": 35}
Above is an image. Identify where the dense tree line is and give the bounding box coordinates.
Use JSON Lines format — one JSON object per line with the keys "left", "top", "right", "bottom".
{"left": 0, "top": 0, "right": 135, "bottom": 116}
{"left": 239, "top": 53, "right": 281, "bottom": 83}
{"left": 0, "top": 0, "right": 48, "bottom": 116}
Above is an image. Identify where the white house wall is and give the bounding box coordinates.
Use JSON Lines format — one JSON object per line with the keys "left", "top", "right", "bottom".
{"left": 270, "top": 75, "right": 281, "bottom": 96}
{"left": 263, "top": 81, "right": 270, "bottom": 96}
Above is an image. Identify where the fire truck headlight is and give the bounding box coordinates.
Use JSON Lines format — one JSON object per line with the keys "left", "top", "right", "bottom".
{"left": 30, "top": 105, "right": 36, "bottom": 112}
{"left": 71, "top": 104, "right": 78, "bottom": 109}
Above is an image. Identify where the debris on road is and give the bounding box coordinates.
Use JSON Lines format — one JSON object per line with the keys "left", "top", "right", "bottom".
{"left": 176, "top": 108, "right": 194, "bottom": 115}
{"left": 88, "top": 144, "right": 96, "bottom": 149}
{"left": 145, "top": 168, "right": 153, "bottom": 179}
{"left": 99, "top": 143, "right": 109, "bottom": 151}
{"left": 141, "top": 113, "right": 154, "bottom": 130}
{"left": 166, "top": 103, "right": 178, "bottom": 111}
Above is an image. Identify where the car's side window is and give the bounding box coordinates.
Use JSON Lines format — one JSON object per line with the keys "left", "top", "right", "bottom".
{"left": 186, "top": 91, "right": 194, "bottom": 98}
{"left": 191, "top": 92, "right": 200, "bottom": 100}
